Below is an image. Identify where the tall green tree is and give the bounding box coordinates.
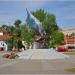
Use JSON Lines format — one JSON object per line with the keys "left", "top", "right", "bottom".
{"left": 49, "top": 31, "right": 64, "bottom": 47}
{"left": 32, "top": 9, "right": 58, "bottom": 35}
{"left": 21, "top": 26, "right": 34, "bottom": 44}
{"left": 32, "top": 9, "right": 46, "bottom": 22}
{"left": 32, "top": 9, "right": 59, "bottom": 47}
{"left": 14, "top": 19, "right": 22, "bottom": 50}
{"left": 1, "top": 24, "right": 9, "bottom": 34}
{"left": 71, "top": 32, "right": 75, "bottom": 38}
{"left": 1, "top": 25, "right": 15, "bottom": 51}
{"left": 14, "top": 19, "right": 21, "bottom": 28}
{"left": 2, "top": 24, "right": 8, "bottom": 30}
{"left": 43, "top": 13, "right": 58, "bottom": 34}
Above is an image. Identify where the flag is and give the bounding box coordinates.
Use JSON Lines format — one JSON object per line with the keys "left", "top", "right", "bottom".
{"left": 26, "top": 9, "right": 44, "bottom": 36}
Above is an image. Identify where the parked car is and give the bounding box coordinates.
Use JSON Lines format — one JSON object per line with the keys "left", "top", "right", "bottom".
{"left": 57, "top": 46, "right": 68, "bottom": 52}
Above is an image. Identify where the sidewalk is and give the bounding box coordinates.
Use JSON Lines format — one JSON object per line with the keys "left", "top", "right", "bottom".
{"left": 0, "top": 51, "right": 75, "bottom": 74}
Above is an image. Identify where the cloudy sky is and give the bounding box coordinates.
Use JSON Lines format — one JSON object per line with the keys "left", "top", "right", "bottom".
{"left": 0, "top": 0, "right": 75, "bottom": 29}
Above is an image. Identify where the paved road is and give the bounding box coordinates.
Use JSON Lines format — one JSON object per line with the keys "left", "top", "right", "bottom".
{"left": 0, "top": 51, "right": 75, "bottom": 74}
{"left": 18, "top": 49, "right": 69, "bottom": 59}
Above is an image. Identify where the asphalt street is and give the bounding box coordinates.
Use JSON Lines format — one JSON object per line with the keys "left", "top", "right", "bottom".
{"left": 0, "top": 51, "right": 75, "bottom": 74}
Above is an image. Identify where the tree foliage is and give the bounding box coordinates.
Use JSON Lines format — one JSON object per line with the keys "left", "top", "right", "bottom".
{"left": 32, "top": 9, "right": 59, "bottom": 47}
{"left": 71, "top": 32, "right": 75, "bottom": 38}
{"left": 49, "top": 31, "right": 64, "bottom": 47}
{"left": 32, "top": 9, "right": 58, "bottom": 35}
{"left": 32, "top": 9, "right": 46, "bottom": 22}
{"left": 43, "top": 13, "right": 58, "bottom": 34}
{"left": 14, "top": 19, "right": 22, "bottom": 28}
{"left": 1, "top": 9, "right": 64, "bottom": 50}
{"left": 21, "top": 26, "right": 34, "bottom": 43}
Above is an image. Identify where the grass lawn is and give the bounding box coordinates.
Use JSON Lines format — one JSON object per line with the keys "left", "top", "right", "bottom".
{"left": 62, "top": 50, "right": 75, "bottom": 55}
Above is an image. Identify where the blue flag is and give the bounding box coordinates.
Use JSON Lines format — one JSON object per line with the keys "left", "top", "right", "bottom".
{"left": 26, "top": 9, "right": 44, "bottom": 36}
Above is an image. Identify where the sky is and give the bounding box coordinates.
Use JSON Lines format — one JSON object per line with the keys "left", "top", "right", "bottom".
{"left": 0, "top": 0, "right": 75, "bottom": 29}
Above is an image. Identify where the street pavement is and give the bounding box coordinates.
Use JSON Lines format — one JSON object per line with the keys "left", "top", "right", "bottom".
{"left": 18, "top": 49, "right": 69, "bottom": 59}
{"left": 0, "top": 51, "right": 75, "bottom": 74}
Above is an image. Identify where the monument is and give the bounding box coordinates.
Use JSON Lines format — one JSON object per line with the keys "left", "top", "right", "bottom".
{"left": 18, "top": 9, "right": 69, "bottom": 59}
{"left": 26, "top": 9, "right": 47, "bottom": 49}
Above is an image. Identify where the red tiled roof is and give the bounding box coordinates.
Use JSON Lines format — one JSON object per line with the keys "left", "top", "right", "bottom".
{"left": 0, "top": 34, "right": 11, "bottom": 41}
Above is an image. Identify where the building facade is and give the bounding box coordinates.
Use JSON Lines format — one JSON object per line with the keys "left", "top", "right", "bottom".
{"left": 62, "top": 27, "right": 75, "bottom": 49}
{"left": 0, "top": 27, "right": 10, "bottom": 51}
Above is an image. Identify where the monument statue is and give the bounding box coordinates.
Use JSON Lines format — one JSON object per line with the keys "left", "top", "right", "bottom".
{"left": 17, "top": 9, "right": 69, "bottom": 60}
{"left": 26, "top": 9, "right": 47, "bottom": 49}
